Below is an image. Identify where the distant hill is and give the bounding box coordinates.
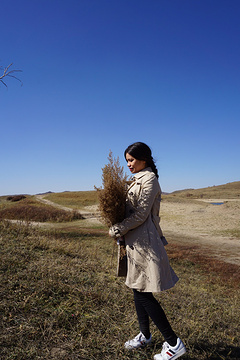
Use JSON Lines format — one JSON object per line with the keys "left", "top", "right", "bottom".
{"left": 169, "top": 181, "right": 240, "bottom": 199}
{"left": 36, "top": 191, "right": 54, "bottom": 195}
{"left": 1, "top": 181, "right": 239, "bottom": 201}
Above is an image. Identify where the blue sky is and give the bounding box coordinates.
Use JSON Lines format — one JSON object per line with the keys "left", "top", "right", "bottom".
{"left": 1, "top": 0, "right": 239, "bottom": 195}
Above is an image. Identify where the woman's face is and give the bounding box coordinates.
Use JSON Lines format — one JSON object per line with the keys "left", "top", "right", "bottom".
{"left": 125, "top": 153, "right": 146, "bottom": 174}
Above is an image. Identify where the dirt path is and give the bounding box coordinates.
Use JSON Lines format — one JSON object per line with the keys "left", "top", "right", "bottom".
{"left": 35, "top": 195, "right": 101, "bottom": 221}
{"left": 35, "top": 195, "right": 77, "bottom": 212}
{"left": 160, "top": 199, "right": 240, "bottom": 266}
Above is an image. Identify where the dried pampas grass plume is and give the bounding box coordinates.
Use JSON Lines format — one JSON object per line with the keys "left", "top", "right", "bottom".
{"left": 95, "top": 151, "right": 129, "bottom": 276}
{"left": 95, "top": 151, "right": 128, "bottom": 227}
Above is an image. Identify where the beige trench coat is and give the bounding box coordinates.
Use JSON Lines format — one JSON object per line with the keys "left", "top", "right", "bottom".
{"left": 109, "top": 167, "right": 179, "bottom": 293}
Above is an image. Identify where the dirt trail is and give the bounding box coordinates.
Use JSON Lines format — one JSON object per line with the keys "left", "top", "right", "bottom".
{"left": 160, "top": 199, "right": 240, "bottom": 266}
{"left": 35, "top": 195, "right": 101, "bottom": 220}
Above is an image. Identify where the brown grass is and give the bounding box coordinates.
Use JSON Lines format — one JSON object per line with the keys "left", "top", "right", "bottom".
{"left": 1, "top": 182, "right": 239, "bottom": 359}
{"left": 0, "top": 197, "right": 83, "bottom": 222}
{"left": 166, "top": 241, "right": 240, "bottom": 289}
{"left": 0, "top": 219, "right": 239, "bottom": 360}
{"left": 168, "top": 181, "right": 240, "bottom": 199}
{"left": 44, "top": 191, "right": 99, "bottom": 209}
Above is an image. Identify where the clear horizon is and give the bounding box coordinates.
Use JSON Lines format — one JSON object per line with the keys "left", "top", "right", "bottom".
{"left": 1, "top": 0, "right": 240, "bottom": 195}
{"left": 1, "top": 180, "right": 239, "bottom": 197}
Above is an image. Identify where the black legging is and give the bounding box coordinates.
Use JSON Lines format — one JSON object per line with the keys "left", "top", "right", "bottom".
{"left": 133, "top": 289, "right": 177, "bottom": 347}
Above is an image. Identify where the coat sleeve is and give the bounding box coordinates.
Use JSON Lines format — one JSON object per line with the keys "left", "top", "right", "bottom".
{"left": 109, "top": 174, "right": 159, "bottom": 238}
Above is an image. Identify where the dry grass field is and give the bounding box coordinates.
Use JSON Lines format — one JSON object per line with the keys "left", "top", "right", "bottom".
{"left": 0, "top": 182, "right": 239, "bottom": 359}
{"left": 0, "top": 196, "right": 83, "bottom": 222}
{"left": 44, "top": 191, "right": 99, "bottom": 209}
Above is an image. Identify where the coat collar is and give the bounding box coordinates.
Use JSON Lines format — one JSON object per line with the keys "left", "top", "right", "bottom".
{"left": 132, "top": 167, "right": 153, "bottom": 181}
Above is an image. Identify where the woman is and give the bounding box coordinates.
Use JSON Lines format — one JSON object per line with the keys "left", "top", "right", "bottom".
{"left": 109, "top": 142, "right": 186, "bottom": 360}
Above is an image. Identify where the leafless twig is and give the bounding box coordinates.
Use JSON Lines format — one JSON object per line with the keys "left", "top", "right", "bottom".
{"left": 0, "top": 63, "right": 23, "bottom": 88}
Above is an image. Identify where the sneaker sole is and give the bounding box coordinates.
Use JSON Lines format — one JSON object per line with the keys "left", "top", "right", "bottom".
{"left": 153, "top": 347, "right": 186, "bottom": 360}
{"left": 125, "top": 342, "right": 151, "bottom": 350}
{"left": 172, "top": 347, "right": 186, "bottom": 359}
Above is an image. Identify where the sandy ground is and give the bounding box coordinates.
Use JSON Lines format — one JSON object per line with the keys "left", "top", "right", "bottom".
{"left": 32, "top": 195, "right": 240, "bottom": 266}
{"left": 160, "top": 199, "right": 240, "bottom": 266}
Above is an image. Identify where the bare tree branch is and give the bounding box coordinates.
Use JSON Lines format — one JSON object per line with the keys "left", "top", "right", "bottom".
{"left": 0, "top": 63, "right": 23, "bottom": 87}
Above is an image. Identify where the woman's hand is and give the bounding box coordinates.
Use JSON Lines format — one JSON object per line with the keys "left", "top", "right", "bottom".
{"left": 109, "top": 226, "right": 121, "bottom": 239}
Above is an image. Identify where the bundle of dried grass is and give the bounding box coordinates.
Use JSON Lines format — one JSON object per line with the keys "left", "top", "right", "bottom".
{"left": 95, "top": 151, "right": 128, "bottom": 276}
{"left": 95, "top": 151, "right": 128, "bottom": 226}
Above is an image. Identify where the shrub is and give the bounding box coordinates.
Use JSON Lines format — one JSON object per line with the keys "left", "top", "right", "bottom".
{"left": 6, "top": 195, "right": 26, "bottom": 202}
{"left": 0, "top": 198, "right": 83, "bottom": 222}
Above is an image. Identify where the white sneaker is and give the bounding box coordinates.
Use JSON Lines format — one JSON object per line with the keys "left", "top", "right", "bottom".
{"left": 124, "top": 332, "right": 152, "bottom": 349}
{"left": 153, "top": 338, "right": 186, "bottom": 360}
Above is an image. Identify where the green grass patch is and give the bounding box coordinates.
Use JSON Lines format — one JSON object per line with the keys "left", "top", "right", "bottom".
{"left": 0, "top": 220, "right": 239, "bottom": 359}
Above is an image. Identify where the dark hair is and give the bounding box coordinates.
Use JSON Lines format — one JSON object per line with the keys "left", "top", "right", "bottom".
{"left": 124, "top": 142, "right": 159, "bottom": 179}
